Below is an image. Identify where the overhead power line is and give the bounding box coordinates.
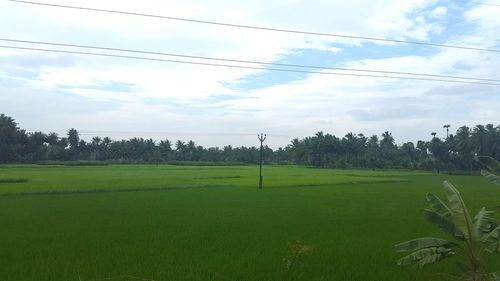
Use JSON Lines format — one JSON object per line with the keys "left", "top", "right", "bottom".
{"left": 2, "top": 38, "right": 499, "bottom": 83}
{"left": 24, "top": 128, "right": 295, "bottom": 138}
{"left": 2, "top": 45, "right": 499, "bottom": 86}
{"left": 7, "top": 0, "right": 500, "bottom": 53}
{"left": 473, "top": 1, "right": 500, "bottom": 7}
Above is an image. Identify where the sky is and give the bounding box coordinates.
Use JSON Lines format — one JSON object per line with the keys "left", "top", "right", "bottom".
{"left": 0, "top": 0, "right": 499, "bottom": 148}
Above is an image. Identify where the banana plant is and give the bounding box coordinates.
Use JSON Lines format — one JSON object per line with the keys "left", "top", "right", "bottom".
{"left": 478, "top": 156, "right": 500, "bottom": 186}
{"left": 395, "top": 181, "right": 500, "bottom": 281}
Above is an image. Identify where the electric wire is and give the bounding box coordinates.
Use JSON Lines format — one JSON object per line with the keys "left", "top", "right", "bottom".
{"left": 7, "top": 0, "right": 500, "bottom": 53}
{"left": 2, "top": 38, "right": 499, "bottom": 83}
{"left": 24, "top": 128, "right": 296, "bottom": 138}
{"left": 473, "top": 1, "right": 500, "bottom": 7}
{"left": 2, "top": 45, "right": 500, "bottom": 86}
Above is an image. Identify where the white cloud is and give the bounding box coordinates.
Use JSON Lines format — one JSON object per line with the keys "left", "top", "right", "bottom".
{"left": 429, "top": 6, "right": 447, "bottom": 18}
{"left": 0, "top": 0, "right": 499, "bottom": 148}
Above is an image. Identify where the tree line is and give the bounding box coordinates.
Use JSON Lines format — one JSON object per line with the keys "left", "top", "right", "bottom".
{"left": 287, "top": 128, "right": 499, "bottom": 171}
{"left": 1, "top": 113, "right": 499, "bottom": 171}
{"left": 0, "top": 114, "right": 274, "bottom": 164}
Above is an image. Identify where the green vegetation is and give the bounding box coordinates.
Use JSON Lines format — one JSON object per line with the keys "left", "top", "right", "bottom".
{"left": 479, "top": 156, "right": 500, "bottom": 186}
{"left": 395, "top": 181, "right": 499, "bottom": 280}
{"left": 0, "top": 165, "right": 417, "bottom": 196}
{"left": 0, "top": 164, "right": 499, "bottom": 281}
{"left": 36, "top": 160, "right": 110, "bottom": 166}
{"left": 166, "top": 161, "right": 248, "bottom": 166}
{"left": 1, "top": 114, "right": 499, "bottom": 172}
{"left": 0, "top": 178, "right": 28, "bottom": 183}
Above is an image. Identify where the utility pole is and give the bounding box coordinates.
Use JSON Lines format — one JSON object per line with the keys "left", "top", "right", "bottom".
{"left": 258, "top": 133, "right": 266, "bottom": 189}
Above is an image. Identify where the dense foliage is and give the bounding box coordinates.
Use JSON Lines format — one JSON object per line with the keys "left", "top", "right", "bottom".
{"left": 288, "top": 128, "right": 500, "bottom": 171}
{"left": 478, "top": 156, "right": 500, "bottom": 186}
{"left": 1, "top": 113, "right": 499, "bottom": 171}
{"left": 395, "top": 181, "right": 499, "bottom": 280}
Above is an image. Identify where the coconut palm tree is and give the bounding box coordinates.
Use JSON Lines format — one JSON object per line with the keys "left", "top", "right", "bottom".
{"left": 90, "top": 136, "right": 102, "bottom": 160}
{"left": 46, "top": 132, "right": 59, "bottom": 146}
{"left": 474, "top": 125, "right": 489, "bottom": 156}
{"left": 456, "top": 126, "right": 475, "bottom": 171}
{"left": 175, "top": 140, "right": 186, "bottom": 160}
{"left": 67, "top": 128, "right": 80, "bottom": 150}
{"left": 444, "top": 124, "right": 451, "bottom": 139}
{"left": 395, "top": 181, "right": 500, "bottom": 280}
{"left": 187, "top": 140, "right": 196, "bottom": 161}
{"left": 159, "top": 139, "right": 172, "bottom": 160}
{"left": 484, "top": 125, "right": 500, "bottom": 159}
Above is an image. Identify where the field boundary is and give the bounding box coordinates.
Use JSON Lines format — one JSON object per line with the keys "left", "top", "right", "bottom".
{"left": 0, "top": 177, "right": 416, "bottom": 197}
{"left": 0, "top": 184, "right": 235, "bottom": 197}
{"left": 264, "top": 178, "right": 412, "bottom": 189}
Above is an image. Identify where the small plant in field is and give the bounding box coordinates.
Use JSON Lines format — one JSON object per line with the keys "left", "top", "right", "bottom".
{"left": 478, "top": 156, "right": 500, "bottom": 186}
{"left": 283, "top": 240, "right": 314, "bottom": 270}
{"left": 394, "top": 181, "right": 500, "bottom": 281}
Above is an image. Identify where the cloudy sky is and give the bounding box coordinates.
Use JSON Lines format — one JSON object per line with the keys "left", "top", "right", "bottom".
{"left": 1, "top": 0, "right": 499, "bottom": 148}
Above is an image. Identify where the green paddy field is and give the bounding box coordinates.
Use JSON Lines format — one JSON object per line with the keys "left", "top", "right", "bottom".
{"left": 0, "top": 164, "right": 498, "bottom": 281}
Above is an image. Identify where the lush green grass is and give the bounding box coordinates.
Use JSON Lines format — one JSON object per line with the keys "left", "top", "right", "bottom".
{"left": 0, "top": 165, "right": 423, "bottom": 195}
{"left": 0, "top": 165, "right": 498, "bottom": 281}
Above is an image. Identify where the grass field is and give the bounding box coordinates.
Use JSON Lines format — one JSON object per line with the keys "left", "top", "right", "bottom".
{"left": 0, "top": 164, "right": 498, "bottom": 281}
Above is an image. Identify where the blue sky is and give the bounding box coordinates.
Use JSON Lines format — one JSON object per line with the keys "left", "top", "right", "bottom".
{"left": 0, "top": 0, "right": 499, "bottom": 148}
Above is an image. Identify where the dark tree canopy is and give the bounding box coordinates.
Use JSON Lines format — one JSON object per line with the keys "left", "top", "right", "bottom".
{"left": 0, "top": 113, "right": 498, "bottom": 171}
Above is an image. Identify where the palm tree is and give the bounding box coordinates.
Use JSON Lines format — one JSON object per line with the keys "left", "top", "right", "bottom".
{"left": 431, "top": 132, "right": 437, "bottom": 138}
{"left": 473, "top": 125, "right": 488, "bottom": 156}
{"left": 381, "top": 131, "right": 395, "bottom": 148}
{"left": 366, "top": 135, "right": 381, "bottom": 168}
{"left": 187, "top": 140, "right": 196, "bottom": 161}
{"left": 429, "top": 136, "right": 448, "bottom": 173}
{"left": 444, "top": 124, "right": 451, "bottom": 139}
{"left": 46, "top": 132, "right": 59, "bottom": 146}
{"left": 102, "top": 137, "right": 112, "bottom": 147}
{"left": 395, "top": 181, "right": 500, "bottom": 280}
{"left": 380, "top": 131, "right": 396, "bottom": 165}
{"left": 312, "top": 131, "right": 325, "bottom": 167}
{"left": 159, "top": 140, "right": 172, "bottom": 160}
{"left": 101, "top": 137, "right": 112, "bottom": 160}
{"left": 90, "top": 136, "right": 102, "bottom": 160}
{"left": 289, "top": 138, "right": 307, "bottom": 165}
{"left": 67, "top": 128, "right": 80, "bottom": 150}
{"left": 91, "top": 136, "right": 101, "bottom": 146}
{"left": 175, "top": 140, "right": 186, "bottom": 160}
{"left": 484, "top": 124, "right": 500, "bottom": 159}
{"left": 456, "top": 126, "right": 474, "bottom": 171}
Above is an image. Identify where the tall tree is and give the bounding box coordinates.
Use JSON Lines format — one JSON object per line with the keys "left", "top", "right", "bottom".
{"left": 175, "top": 140, "right": 186, "bottom": 160}
{"left": 67, "top": 128, "right": 80, "bottom": 160}
{"left": 443, "top": 124, "right": 451, "bottom": 139}
{"left": 455, "top": 126, "right": 475, "bottom": 171}
{"left": 428, "top": 136, "right": 448, "bottom": 173}
{"left": 187, "top": 140, "right": 196, "bottom": 161}
{"left": 380, "top": 131, "right": 396, "bottom": 166}
{"left": 159, "top": 139, "right": 172, "bottom": 160}
{"left": 473, "top": 125, "right": 488, "bottom": 156}
{"left": 0, "top": 114, "right": 27, "bottom": 163}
